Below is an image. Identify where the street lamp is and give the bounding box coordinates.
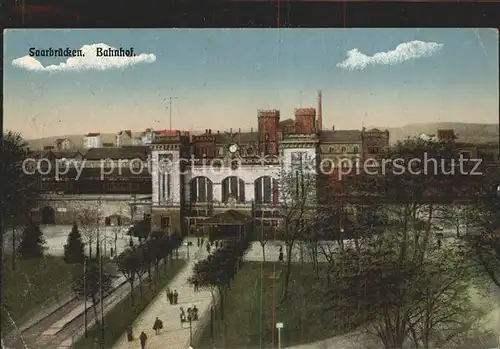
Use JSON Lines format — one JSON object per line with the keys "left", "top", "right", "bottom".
{"left": 276, "top": 322, "right": 284, "bottom": 349}
{"left": 188, "top": 314, "right": 193, "bottom": 346}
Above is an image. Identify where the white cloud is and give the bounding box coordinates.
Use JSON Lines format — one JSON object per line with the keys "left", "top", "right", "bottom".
{"left": 337, "top": 40, "right": 443, "bottom": 71}
{"left": 12, "top": 43, "right": 156, "bottom": 72}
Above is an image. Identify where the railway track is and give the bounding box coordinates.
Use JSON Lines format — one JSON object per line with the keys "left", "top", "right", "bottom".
{"left": 4, "top": 277, "right": 128, "bottom": 349}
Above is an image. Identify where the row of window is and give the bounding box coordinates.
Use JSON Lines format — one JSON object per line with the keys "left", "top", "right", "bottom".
{"left": 189, "top": 176, "right": 279, "bottom": 204}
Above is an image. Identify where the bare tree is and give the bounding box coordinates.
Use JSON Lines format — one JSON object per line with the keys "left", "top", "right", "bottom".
{"left": 321, "top": 137, "right": 485, "bottom": 348}
{"left": 276, "top": 157, "right": 323, "bottom": 301}
{"left": 76, "top": 205, "right": 102, "bottom": 259}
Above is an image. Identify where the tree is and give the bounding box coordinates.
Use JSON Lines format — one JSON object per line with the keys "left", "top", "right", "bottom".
{"left": 276, "top": 161, "right": 320, "bottom": 301}
{"left": 116, "top": 248, "right": 141, "bottom": 305}
{"left": 76, "top": 206, "right": 101, "bottom": 259}
{"left": 2, "top": 131, "right": 38, "bottom": 270}
{"left": 319, "top": 137, "right": 485, "bottom": 348}
{"left": 18, "top": 222, "right": 46, "bottom": 259}
{"left": 73, "top": 259, "right": 113, "bottom": 330}
{"left": 64, "top": 223, "right": 85, "bottom": 264}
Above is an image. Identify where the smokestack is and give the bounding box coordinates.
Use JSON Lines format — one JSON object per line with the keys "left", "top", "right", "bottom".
{"left": 318, "top": 90, "right": 323, "bottom": 131}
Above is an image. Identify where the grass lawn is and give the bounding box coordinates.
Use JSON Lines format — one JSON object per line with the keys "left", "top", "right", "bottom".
{"left": 1, "top": 256, "right": 79, "bottom": 331}
{"left": 73, "top": 259, "right": 186, "bottom": 349}
{"left": 198, "top": 262, "right": 364, "bottom": 349}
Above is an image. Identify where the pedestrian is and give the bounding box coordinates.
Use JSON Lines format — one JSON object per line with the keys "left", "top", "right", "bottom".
{"left": 197, "top": 237, "right": 200, "bottom": 247}
{"left": 279, "top": 246, "right": 284, "bottom": 262}
{"left": 200, "top": 236, "right": 204, "bottom": 246}
{"left": 215, "top": 240, "right": 219, "bottom": 248}
{"left": 206, "top": 243, "right": 210, "bottom": 254}
{"left": 153, "top": 317, "right": 162, "bottom": 335}
{"left": 166, "top": 288, "right": 173, "bottom": 304}
{"left": 110, "top": 247, "right": 114, "bottom": 257}
{"left": 193, "top": 279, "right": 199, "bottom": 292}
{"left": 126, "top": 326, "right": 134, "bottom": 342}
{"left": 192, "top": 305, "right": 198, "bottom": 320}
{"left": 437, "top": 238, "right": 442, "bottom": 249}
{"left": 173, "top": 289, "right": 178, "bottom": 304}
{"left": 139, "top": 331, "right": 147, "bottom": 349}
{"left": 180, "top": 307, "right": 186, "bottom": 328}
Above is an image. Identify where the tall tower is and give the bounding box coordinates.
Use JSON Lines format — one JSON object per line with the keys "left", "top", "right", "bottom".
{"left": 258, "top": 109, "right": 280, "bottom": 155}
{"left": 317, "top": 90, "right": 323, "bottom": 131}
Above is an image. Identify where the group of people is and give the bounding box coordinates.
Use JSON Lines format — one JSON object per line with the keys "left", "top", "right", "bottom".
{"left": 180, "top": 306, "right": 199, "bottom": 327}
{"left": 166, "top": 288, "right": 179, "bottom": 304}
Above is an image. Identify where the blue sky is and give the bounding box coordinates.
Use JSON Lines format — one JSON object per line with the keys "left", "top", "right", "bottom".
{"left": 3, "top": 28, "right": 498, "bottom": 139}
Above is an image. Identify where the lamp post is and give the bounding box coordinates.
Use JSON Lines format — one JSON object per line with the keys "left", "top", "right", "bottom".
{"left": 188, "top": 314, "right": 193, "bottom": 346}
{"left": 276, "top": 322, "right": 284, "bottom": 349}
{"left": 184, "top": 241, "right": 191, "bottom": 259}
{"left": 83, "top": 257, "right": 88, "bottom": 338}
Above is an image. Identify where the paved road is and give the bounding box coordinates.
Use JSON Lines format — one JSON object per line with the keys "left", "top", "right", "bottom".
{"left": 112, "top": 244, "right": 212, "bottom": 349}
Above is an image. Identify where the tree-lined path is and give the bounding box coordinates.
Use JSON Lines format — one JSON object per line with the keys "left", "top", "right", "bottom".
{"left": 112, "top": 243, "right": 213, "bottom": 349}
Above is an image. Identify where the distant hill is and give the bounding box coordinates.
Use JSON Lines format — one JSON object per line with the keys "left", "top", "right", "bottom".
{"left": 384, "top": 122, "right": 499, "bottom": 144}
{"left": 23, "top": 122, "right": 499, "bottom": 150}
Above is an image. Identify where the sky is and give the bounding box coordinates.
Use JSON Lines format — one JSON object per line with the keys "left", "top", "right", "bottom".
{"left": 3, "top": 28, "right": 499, "bottom": 139}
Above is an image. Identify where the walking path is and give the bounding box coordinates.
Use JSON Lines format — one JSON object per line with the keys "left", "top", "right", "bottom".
{"left": 113, "top": 243, "right": 213, "bottom": 349}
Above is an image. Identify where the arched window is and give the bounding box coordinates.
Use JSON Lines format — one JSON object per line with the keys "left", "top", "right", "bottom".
{"left": 190, "top": 176, "right": 214, "bottom": 202}
{"left": 341, "top": 147, "right": 347, "bottom": 153}
{"left": 222, "top": 176, "right": 245, "bottom": 203}
{"left": 353, "top": 146, "right": 359, "bottom": 153}
{"left": 41, "top": 206, "right": 55, "bottom": 225}
{"left": 254, "top": 176, "right": 279, "bottom": 204}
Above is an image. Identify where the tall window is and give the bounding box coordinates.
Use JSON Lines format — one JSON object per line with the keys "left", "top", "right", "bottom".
{"left": 190, "top": 176, "right": 213, "bottom": 202}
{"left": 254, "top": 176, "right": 278, "bottom": 204}
{"left": 222, "top": 176, "right": 245, "bottom": 203}
{"left": 166, "top": 173, "right": 171, "bottom": 199}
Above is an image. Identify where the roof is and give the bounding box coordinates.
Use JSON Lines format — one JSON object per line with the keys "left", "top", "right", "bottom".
{"left": 41, "top": 167, "right": 152, "bottom": 179}
{"left": 118, "top": 130, "right": 132, "bottom": 137}
{"left": 51, "top": 151, "right": 82, "bottom": 159}
{"left": 54, "top": 138, "right": 70, "bottom": 144}
{"left": 198, "top": 210, "right": 252, "bottom": 225}
{"left": 85, "top": 133, "right": 101, "bottom": 137}
{"left": 320, "top": 130, "right": 362, "bottom": 143}
{"left": 83, "top": 146, "right": 149, "bottom": 160}
{"left": 214, "top": 132, "right": 260, "bottom": 144}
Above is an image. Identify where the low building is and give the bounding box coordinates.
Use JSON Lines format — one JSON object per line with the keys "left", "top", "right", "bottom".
{"left": 83, "top": 133, "right": 102, "bottom": 149}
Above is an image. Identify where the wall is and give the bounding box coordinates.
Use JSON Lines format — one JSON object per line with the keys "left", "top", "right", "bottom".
{"left": 184, "top": 165, "right": 279, "bottom": 203}
{"left": 36, "top": 194, "right": 150, "bottom": 225}
{"left": 151, "top": 149, "right": 181, "bottom": 205}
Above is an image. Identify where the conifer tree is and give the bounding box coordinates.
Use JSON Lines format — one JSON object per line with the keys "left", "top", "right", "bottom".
{"left": 18, "top": 222, "right": 46, "bottom": 259}
{"left": 64, "top": 223, "right": 85, "bottom": 264}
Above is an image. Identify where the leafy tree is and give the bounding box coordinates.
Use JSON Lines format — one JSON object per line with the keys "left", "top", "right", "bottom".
{"left": 116, "top": 248, "right": 141, "bottom": 305}
{"left": 189, "top": 236, "right": 250, "bottom": 322}
{"left": 2, "top": 131, "right": 38, "bottom": 269}
{"left": 73, "top": 259, "right": 113, "bottom": 330}
{"left": 138, "top": 242, "right": 155, "bottom": 290}
{"left": 18, "top": 222, "right": 46, "bottom": 259}
{"left": 64, "top": 223, "right": 85, "bottom": 264}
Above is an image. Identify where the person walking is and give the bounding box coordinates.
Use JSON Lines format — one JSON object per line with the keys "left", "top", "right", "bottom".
{"left": 180, "top": 307, "right": 186, "bottom": 328}
{"left": 279, "top": 246, "right": 284, "bottom": 262}
{"left": 153, "top": 317, "right": 163, "bottom": 335}
{"left": 127, "top": 326, "right": 134, "bottom": 342}
{"left": 139, "top": 331, "right": 147, "bottom": 349}
{"left": 173, "top": 289, "right": 179, "bottom": 304}
{"left": 166, "top": 288, "right": 173, "bottom": 304}
{"left": 192, "top": 305, "right": 199, "bottom": 321}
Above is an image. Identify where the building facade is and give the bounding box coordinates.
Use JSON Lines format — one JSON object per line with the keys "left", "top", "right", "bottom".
{"left": 83, "top": 133, "right": 102, "bottom": 149}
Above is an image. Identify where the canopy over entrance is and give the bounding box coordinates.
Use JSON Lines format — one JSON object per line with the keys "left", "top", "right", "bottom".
{"left": 196, "top": 210, "right": 252, "bottom": 241}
